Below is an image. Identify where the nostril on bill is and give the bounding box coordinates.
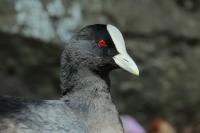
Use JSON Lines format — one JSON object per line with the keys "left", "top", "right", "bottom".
{"left": 123, "top": 58, "right": 129, "bottom": 62}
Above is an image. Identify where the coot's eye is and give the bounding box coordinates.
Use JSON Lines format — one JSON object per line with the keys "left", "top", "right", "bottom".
{"left": 97, "top": 40, "right": 107, "bottom": 48}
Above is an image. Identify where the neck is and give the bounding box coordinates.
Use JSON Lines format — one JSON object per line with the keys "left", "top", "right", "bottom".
{"left": 61, "top": 65, "right": 112, "bottom": 108}
{"left": 60, "top": 66, "right": 123, "bottom": 133}
{"left": 61, "top": 65, "right": 111, "bottom": 94}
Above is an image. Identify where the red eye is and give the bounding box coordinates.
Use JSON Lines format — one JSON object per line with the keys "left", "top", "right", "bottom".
{"left": 97, "top": 40, "right": 107, "bottom": 48}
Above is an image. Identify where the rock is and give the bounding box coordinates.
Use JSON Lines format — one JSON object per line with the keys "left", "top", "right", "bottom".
{"left": 0, "top": 32, "right": 62, "bottom": 99}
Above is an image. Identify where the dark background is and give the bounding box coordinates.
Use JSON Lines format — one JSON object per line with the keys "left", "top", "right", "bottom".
{"left": 0, "top": 0, "right": 200, "bottom": 132}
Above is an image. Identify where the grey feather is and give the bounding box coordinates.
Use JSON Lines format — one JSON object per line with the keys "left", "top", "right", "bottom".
{"left": 0, "top": 24, "right": 124, "bottom": 133}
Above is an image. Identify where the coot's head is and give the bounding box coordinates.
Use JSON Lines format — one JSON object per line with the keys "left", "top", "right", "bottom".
{"left": 62, "top": 24, "right": 139, "bottom": 76}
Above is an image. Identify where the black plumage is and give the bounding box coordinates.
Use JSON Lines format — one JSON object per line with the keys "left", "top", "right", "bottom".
{"left": 0, "top": 24, "right": 139, "bottom": 133}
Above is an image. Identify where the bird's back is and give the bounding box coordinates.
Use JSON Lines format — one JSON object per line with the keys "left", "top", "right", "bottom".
{"left": 0, "top": 96, "right": 87, "bottom": 133}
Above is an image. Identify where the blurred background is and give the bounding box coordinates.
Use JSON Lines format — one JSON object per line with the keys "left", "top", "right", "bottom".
{"left": 0, "top": 0, "right": 200, "bottom": 132}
